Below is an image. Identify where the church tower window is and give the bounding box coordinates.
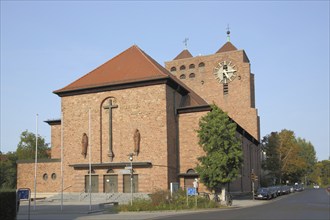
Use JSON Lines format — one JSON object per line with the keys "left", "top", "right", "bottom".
{"left": 189, "top": 64, "right": 195, "bottom": 69}
{"left": 180, "top": 74, "right": 186, "bottom": 79}
{"left": 170, "top": 67, "right": 176, "bottom": 72}
{"left": 198, "top": 62, "right": 205, "bottom": 72}
{"left": 189, "top": 73, "right": 195, "bottom": 78}
{"left": 223, "top": 83, "right": 229, "bottom": 95}
{"left": 180, "top": 65, "right": 186, "bottom": 70}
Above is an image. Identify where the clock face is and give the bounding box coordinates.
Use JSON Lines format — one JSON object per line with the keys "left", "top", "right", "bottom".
{"left": 214, "top": 61, "right": 237, "bottom": 84}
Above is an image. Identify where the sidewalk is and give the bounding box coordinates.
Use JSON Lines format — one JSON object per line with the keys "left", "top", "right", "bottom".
{"left": 17, "top": 197, "right": 268, "bottom": 220}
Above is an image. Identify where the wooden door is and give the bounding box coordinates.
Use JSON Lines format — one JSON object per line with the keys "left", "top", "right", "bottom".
{"left": 123, "top": 174, "right": 138, "bottom": 193}
{"left": 85, "top": 175, "right": 99, "bottom": 193}
{"left": 104, "top": 175, "right": 118, "bottom": 193}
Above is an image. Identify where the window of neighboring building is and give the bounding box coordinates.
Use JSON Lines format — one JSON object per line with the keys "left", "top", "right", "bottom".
{"left": 43, "top": 173, "right": 48, "bottom": 181}
{"left": 51, "top": 173, "right": 57, "bottom": 180}
{"left": 180, "top": 74, "right": 186, "bottom": 79}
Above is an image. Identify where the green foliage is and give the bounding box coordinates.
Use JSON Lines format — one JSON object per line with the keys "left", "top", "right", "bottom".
{"left": 16, "top": 130, "right": 50, "bottom": 160}
{"left": 0, "top": 130, "right": 50, "bottom": 190}
{"left": 262, "top": 129, "right": 319, "bottom": 185}
{"left": 0, "top": 151, "right": 18, "bottom": 189}
{"left": 116, "top": 189, "right": 219, "bottom": 212}
{"left": 195, "top": 105, "right": 243, "bottom": 192}
{"left": 0, "top": 189, "right": 17, "bottom": 220}
{"left": 312, "top": 160, "right": 330, "bottom": 186}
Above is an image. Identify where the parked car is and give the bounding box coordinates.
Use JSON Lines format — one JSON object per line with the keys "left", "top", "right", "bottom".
{"left": 255, "top": 187, "right": 272, "bottom": 200}
{"left": 280, "top": 185, "right": 291, "bottom": 195}
{"left": 268, "top": 186, "right": 278, "bottom": 198}
{"left": 313, "top": 184, "right": 320, "bottom": 189}
{"left": 294, "top": 184, "right": 304, "bottom": 192}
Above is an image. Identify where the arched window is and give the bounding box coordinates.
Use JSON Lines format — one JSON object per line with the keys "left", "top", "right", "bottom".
{"left": 51, "top": 173, "right": 57, "bottom": 180}
{"left": 189, "top": 64, "right": 195, "bottom": 69}
{"left": 189, "top": 73, "right": 195, "bottom": 78}
{"left": 43, "top": 173, "right": 48, "bottom": 181}
{"left": 180, "top": 65, "right": 186, "bottom": 70}
{"left": 170, "top": 66, "right": 177, "bottom": 72}
{"left": 186, "top": 169, "right": 196, "bottom": 174}
{"left": 198, "top": 62, "right": 205, "bottom": 68}
{"left": 180, "top": 74, "right": 186, "bottom": 79}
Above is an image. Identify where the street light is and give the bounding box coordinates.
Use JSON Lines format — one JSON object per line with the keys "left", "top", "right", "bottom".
{"left": 128, "top": 153, "right": 135, "bottom": 205}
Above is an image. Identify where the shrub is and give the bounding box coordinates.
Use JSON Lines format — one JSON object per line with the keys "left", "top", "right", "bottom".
{"left": 0, "top": 189, "right": 17, "bottom": 220}
{"left": 115, "top": 189, "right": 220, "bottom": 212}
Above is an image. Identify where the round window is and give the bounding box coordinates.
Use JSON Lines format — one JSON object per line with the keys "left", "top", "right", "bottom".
{"left": 43, "top": 173, "right": 48, "bottom": 181}
{"left": 51, "top": 173, "right": 57, "bottom": 180}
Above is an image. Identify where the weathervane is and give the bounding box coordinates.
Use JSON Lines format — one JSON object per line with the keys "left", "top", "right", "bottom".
{"left": 183, "top": 37, "right": 189, "bottom": 49}
{"left": 226, "top": 24, "right": 231, "bottom": 42}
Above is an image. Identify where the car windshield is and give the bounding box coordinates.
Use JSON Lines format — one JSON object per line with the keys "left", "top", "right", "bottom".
{"left": 258, "top": 188, "right": 267, "bottom": 193}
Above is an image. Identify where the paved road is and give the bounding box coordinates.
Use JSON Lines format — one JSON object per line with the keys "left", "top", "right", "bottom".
{"left": 17, "top": 194, "right": 266, "bottom": 220}
{"left": 156, "top": 188, "right": 330, "bottom": 220}
{"left": 17, "top": 189, "right": 329, "bottom": 220}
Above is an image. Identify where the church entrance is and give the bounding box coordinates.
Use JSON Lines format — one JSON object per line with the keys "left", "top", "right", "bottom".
{"left": 104, "top": 175, "right": 118, "bottom": 193}
{"left": 184, "top": 177, "right": 195, "bottom": 189}
{"left": 123, "top": 174, "right": 138, "bottom": 193}
{"left": 85, "top": 175, "right": 99, "bottom": 193}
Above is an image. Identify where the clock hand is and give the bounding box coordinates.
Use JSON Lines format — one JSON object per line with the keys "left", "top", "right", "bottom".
{"left": 223, "top": 70, "right": 230, "bottom": 79}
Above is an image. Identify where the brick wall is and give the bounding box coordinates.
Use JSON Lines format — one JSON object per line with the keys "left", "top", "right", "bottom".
{"left": 165, "top": 50, "right": 260, "bottom": 141}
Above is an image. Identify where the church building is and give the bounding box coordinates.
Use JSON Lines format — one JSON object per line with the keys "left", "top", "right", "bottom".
{"left": 17, "top": 35, "right": 262, "bottom": 195}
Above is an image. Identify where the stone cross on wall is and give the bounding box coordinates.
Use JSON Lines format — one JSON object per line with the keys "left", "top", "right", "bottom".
{"left": 103, "top": 98, "right": 118, "bottom": 161}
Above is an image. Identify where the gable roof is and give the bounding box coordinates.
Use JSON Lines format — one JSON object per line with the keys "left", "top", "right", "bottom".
{"left": 216, "top": 41, "right": 237, "bottom": 53}
{"left": 173, "top": 49, "right": 193, "bottom": 60}
{"left": 54, "top": 45, "right": 171, "bottom": 94}
{"left": 54, "top": 45, "right": 208, "bottom": 107}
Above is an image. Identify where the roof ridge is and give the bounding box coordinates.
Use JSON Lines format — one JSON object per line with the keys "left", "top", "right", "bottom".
{"left": 134, "top": 45, "right": 169, "bottom": 77}
{"left": 54, "top": 46, "right": 136, "bottom": 93}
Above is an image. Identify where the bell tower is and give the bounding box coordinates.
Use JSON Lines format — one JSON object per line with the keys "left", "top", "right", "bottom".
{"left": 164, "top": 34, "right": 260, "bottom": 141}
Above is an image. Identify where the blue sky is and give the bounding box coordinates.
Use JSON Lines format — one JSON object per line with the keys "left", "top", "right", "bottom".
{"left": 1, "top": 1, "right": 329, "bottom": 161}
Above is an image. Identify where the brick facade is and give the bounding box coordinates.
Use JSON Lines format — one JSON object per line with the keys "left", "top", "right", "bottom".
{"left": 165, "top": 49, "right": 260, "bottom": 141}
{"left": 17, "top": 42, "right": 261, "bottom": 195}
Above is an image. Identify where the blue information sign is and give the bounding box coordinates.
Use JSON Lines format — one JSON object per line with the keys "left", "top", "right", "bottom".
{"left": 187, "top": 187, "right": 197, "bottom": 196}
{"left": 18, "top": 189, "right": 30, "bottom": 200}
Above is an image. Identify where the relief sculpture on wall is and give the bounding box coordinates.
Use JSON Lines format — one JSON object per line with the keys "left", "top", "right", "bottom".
{"left": 133, "top": 129, "right": 140, "bottom": 156}
{"left": 81, "top": 133, "right": 88, "bottom": 158}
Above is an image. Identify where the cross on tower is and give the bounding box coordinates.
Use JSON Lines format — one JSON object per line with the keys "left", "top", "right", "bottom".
{"left": 183, "top": 37, "right": 189, "bottom": 49}
{"left": 103, "top": 98, "right": 118, "bottom": 161}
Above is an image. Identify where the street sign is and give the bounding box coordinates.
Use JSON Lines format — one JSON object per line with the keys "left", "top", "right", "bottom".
{"left": 17, "top": 188, "right": 31, "bottom": 220}
{"left": 18, "top": 188, "right": 30, "bottom": 200}
{"left": 187, "top": 187, "right": 197, "bottom": 196}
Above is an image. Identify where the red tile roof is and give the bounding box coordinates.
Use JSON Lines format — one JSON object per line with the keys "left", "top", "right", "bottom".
{"left": 54, "top": 45, "right": 208, "bottom": 107}
{"left": 54, "top": 45, "right": 171, "bottom": 94}
{"left": 173, "top": 49, "right": 193, "bottom": 60}
{"left": 216, "top": 41, "right": 237, "bottom": 53}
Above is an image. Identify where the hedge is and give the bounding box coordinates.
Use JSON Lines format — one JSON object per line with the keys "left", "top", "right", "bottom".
{"left": 0, "top": 190, "right": 17, "bottom": 220}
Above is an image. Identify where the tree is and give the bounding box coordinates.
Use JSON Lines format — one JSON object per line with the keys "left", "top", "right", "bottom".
{"left": 16, "top": 130, "right": 50, "bottom": 160}
{"left": 262, "top": 129, "right": 317, "bottom": 185}
{"left": 262, "top": 132, "right": 281, "bottom": 185}
{"left": 195, "top": 105, "right": 243, "bottom": 200}
{"left": 296, "top": 138, "right": 317, "bottom": 184}
{"left": 0, "top": 151, "right": 18, "bottom": 189}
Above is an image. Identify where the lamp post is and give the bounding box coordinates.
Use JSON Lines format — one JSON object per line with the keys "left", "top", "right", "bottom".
{"left": 128, "top": 153, "right": 134, "bottom": 205}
